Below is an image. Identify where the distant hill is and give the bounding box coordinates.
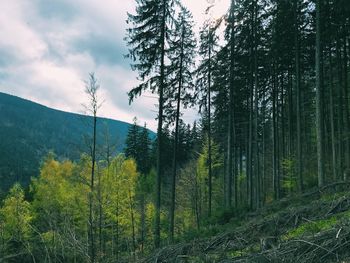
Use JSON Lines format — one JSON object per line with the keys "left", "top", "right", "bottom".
{"left": 0, "top": 92, "right": 154, "bottom": 193}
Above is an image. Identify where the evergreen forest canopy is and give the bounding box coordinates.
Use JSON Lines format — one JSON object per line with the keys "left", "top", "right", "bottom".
{"left": 1, "top": 0, "right": 350, "bottom": 262}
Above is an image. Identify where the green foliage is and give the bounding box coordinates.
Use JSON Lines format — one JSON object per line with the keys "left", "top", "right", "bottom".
{"left": 139, "top": 168, "right": 155, "bottom": 195}
{"left": 1, "top": 0, "right": 350, "bottom": 260}
{"left": 283, "top": 206, "right": 350, "bottom": 242}
{"left": 0, "top": 153, "right": 148, "bottom": 261}
{"left": 282, "top": 158, "right": 297, "bottom": 193}
{"left": 197, "top": 136, "right": 224, "bottom": 213}
{"left": 124, "top": 118, "right": 152, "bottom": 175}
{"left": 125, "top": 0, "right": 179, "bottom": 100}
{"left": 103, "top": 155, "right": 139, "bottom": 236}
{"left": 283, "top": 217, "right": 338, "bottom": 240}
{"left": 0, "top": 183, "right": 33, "bottom": 260}
{"left": 0, "top": 92, "right": 155, "bottom": 193}
{"left": 30, "top": 156, "right": 89, "bottom": 261}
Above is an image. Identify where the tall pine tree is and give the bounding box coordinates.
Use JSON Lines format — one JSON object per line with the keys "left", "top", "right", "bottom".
{"left": 126, "top": 0, "right": 178, "bottom": 247}
{"left": 166, "top": 6, "right": 196, "bottom": 242}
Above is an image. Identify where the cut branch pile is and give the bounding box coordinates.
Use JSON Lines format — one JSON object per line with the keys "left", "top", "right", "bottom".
{"left": 234, "top": 225, "right": 350, "bottom": 263}
{"left": 142, "top": 186, "right": 350, "bottom": 262}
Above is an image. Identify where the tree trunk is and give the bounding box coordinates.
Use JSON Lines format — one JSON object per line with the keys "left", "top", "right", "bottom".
{"left": 272, "top": 63, "right": 279, "bottom": 200}
{"left": 170, "top": 22, "right": 185, "bottom": 242}
{"left": 116, "top": 200, "right": 119, "bottom": 262}
{"left": 245, "top": 129, "right": 249, "bottom": 206}
{"left": 140, "top": 192, "right": 145, "bottom": 254}
{"left": 248, "top": 75, "right": 254, "bottom": 209}
{"left": 208, "top": 29, "right": 213, "bottom": 217}
{"left": 294, "top": 0, "right": 303, "bottom": 192}
{"left": 261, "top": 99, "right": 266, "bottom": 205}
{"left": 129, "top": 190, "right": 136, "bottom": 259}
{"left": 336, "top": 35, "right": 344, "bottom": 178}
{"left": 98, "top": 166, "right": 103, "bottom": 260}
{"left": 248, "top": 5, "right": 254, "bottom": 209}
{"left": 288, "top": 70, "right": 293, "bottom": 159}
{"left": 253, "top": 0, "right": 260, "bottom": 207}
{"left": 328, "top": 43, "right": 337, "bottom": 181}
{"left": 226, "top": 0, "right": 235, "bottom": 209}
{"left": 342, "top": 25, "right": 350, "bottom": 180}
{"left": 239, "top": 144, "right": 243, "bottom": 206}
{"left": 315, "top": 0, "right": 325, "bottom": 187}
{"left": 155, "top": 0, "right": 167, "bottom": 248}
{"left": 234, "top": 145, "right": 238, "bottom": 208}
{"left": 89, "top": 113, "right": 97, "bottom": 263}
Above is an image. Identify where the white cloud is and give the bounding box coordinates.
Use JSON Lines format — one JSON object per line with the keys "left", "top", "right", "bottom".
{"left": 0, "top": 0, "right": 229, "bottom": 132}
{"left": 92, "top": 65, "right": 158, "bottom": 129}
{"left": 0, "top": 0, "right": 155, "bottom": 128}
{"left": 0, "top": 0, "right": 47, "bottom": 61}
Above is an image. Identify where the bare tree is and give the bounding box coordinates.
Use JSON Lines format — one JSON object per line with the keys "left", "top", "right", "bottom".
{"left": 83, "top": 73, "right": 102, "bottom": 263}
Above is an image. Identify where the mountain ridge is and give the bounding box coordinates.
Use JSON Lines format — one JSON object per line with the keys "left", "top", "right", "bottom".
{"left": 0, "top": 91, "right": 154, "bottom": 193}
{"left": 0, "top": 91, "right": 137, "bottom": 128}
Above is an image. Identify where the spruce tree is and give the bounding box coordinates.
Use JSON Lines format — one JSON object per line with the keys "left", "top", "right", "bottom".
{"left": 226, "top": 0, "right": 236, "bottom": 209}
{"left": 126, "top": 0, "right": 178, "bottom": 247}
{"left": 196, "top": 20, "right": 219, "bottom": 217}
{"left": 166, "top": 6, "right": 196, "bottom": 242}
{"left": 124, "top": 117, "right": 140, "bottom": 161}
{"left": 137, "top": 123, "right": 151, "bottom": 175}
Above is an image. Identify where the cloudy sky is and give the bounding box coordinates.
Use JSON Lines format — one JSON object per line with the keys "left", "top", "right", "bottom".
{"left": 0, "top": 0, "right": 229, "bottom": 131}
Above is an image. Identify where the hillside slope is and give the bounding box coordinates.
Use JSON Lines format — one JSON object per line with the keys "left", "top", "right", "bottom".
{"left": 0, "top": 92, "right": 153, "bottom": 192}
{"left": 145, "top": 183, "right": 350, "bottom": 263}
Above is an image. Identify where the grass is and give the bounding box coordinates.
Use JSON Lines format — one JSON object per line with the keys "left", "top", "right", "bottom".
{"left": 283, "top": 217, "right": 337, "bottom": 240}
{"left": 283, "top": 208, "right": 350, "bottom": 241}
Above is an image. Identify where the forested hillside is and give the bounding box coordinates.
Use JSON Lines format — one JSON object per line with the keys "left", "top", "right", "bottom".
{"left": 0, "top": 0, "right": 349, "bottom": 262}
{"left": 0, "top": 92, "right": 151, "bottom": 193}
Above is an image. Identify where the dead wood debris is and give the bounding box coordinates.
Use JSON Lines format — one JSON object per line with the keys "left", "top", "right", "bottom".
{"left": 141, "top": 185, "right": 350, "bottom": 263}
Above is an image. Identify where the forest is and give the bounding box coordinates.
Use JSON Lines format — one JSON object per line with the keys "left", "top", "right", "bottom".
{"left": 1, "top": 0, "right": 350, "bottom": 262}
